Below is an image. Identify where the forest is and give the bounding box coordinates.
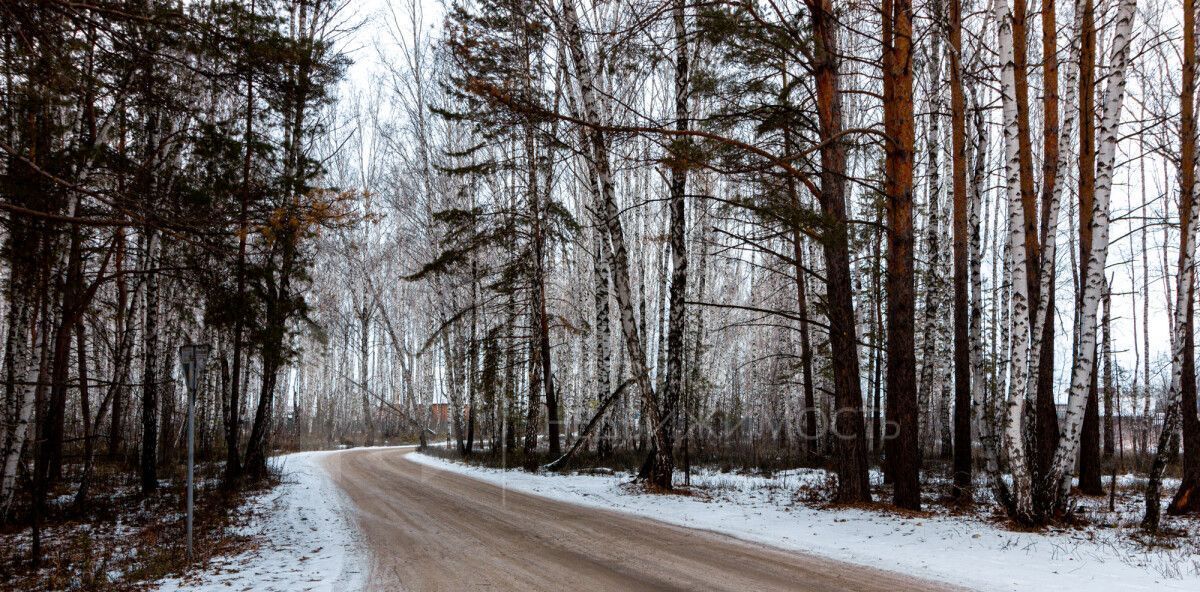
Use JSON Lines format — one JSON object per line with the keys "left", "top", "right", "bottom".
{"left": 0, "top": 0, "right": 1199, "bottom": 587}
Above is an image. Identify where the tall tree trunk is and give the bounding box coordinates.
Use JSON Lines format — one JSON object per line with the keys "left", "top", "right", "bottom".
{"left": 0, "top": 293, "right": 42, "bottom": 516}
{"left": 1144, "top": 96, "right": 1200, "bottom": 530}
{"left": 1050, "top": 0, "right": 1137, "bottom": 513}
{"left": 801, "top": 0, "right": 870, "bottom": 503}
{"left": 996, "top": 0, "right": 1036, "bottom": 522}
{"left": 1102, "top": 281, "right": 1115, "bottom": 458}
{"left": 882, "top": 0, "right": 918, "bottom": 509}
{"left": 225, "top": 39, "right": 255, "bottom": 487}
{"left": 1033, "top": 0, "right": 1062, "bottom": 495}
{"left": 594, "top": 200, "right": 614, "bottom": 457}
{"left": 872, "top": 214, "right": 885, "bottom": 458}
{"left": 651, "top": 0, "right": 690, "bottom": 490}
{"left": 1079, "top": 352, "right": 1104, "bottom": 494}
{"left": 794, "top": 230, "right": 818, "bottom": 461}
{"left": 359, "top": 308, "right": 376, "bottom": 446}
{"left": 916, "top": 23, "right": 946, "bottom": 458}
{"left": 522, "top": 117, "right": 544, "bottom": 468}
{"left": 683, "top": 200, "right": 711, "bottom": 480}
{"left": 73, "top": 322, "right": 95, "bottom": 509}
{"left": 1170, "top": 0, "right": 1200, "bottom": 516}
{"left": 1027, "top": 0, "right": 1089, "bottom": 509}
{"left": 969, "top": 91, "right": 1007, "bottom": 507}
{"left": 41, "top": 226, "right": 84, "bottom": 487}
{"left": 1071, "top": 0, "right": 1103, "bottom": 498}
{"left": 467, "top": 265, "right": 479, "bottom": 456}
{"left": 536, "top": 218, "right": 559, "bottom": 459}
{"left": 1013, "top": 0, "right": 1040, "bottom": 316}
{"left": 109, "top": 226, "right": 129, "bottom": 459}
{"left": 558, "top": 0, "right": 671, "bottom": 486}
{"left": 140, "top": 229, "right": 160, "bottom": 495}
{"left": 948, "top": 0, "right": 972, "bottom": 501}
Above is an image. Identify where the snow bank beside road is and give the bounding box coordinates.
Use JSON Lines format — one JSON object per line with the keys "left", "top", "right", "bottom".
{"left": 407, "top": 452, "right": 1200, "bottom": 592}
{"left": 156, "top": 450, "right": 366, "bottom": 592}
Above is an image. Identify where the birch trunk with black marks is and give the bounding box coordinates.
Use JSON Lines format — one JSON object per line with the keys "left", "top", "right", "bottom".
{"left": 653, "top": 0, "right": 690, "bottom": 490}
{"left": 593, "top": 203, "right": 613, "bottom": 455}
{"left": 917, "top": 17, "right": 946, "bottom": 457}
{"left": 141, "top": 229, "right": 161, "bottom": 495}
{"left": 557, "top": 0, "right": 670, "bottom": 485}
{"left": 1144, "top": 126, "right": 1200, "bottom": 530}
{"left": 0, "top": 294, "right": 42, "bottom": 516}
{"left": 995, "top": 0, "right": 1036, "bottom": 521}
{"left": 969, "top": 91, "right": 1007, "bottom": 507}
{"left": 1050, "top": 0, "right": 1137, "bottom": 512}
{"left": 948, "top": 0, "right": 971, "bottom": 500}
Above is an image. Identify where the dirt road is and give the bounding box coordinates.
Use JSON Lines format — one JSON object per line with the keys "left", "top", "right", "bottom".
{"left": 322, "top": 448, "right": 963, "bottom": 592}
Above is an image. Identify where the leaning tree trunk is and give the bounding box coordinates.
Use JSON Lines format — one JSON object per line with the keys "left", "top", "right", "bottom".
{"left": 1144, "top": 113, "right": 1200, "bottom": 531}
{"left": 557, "top": 0, "right": 670, "bottom": 485}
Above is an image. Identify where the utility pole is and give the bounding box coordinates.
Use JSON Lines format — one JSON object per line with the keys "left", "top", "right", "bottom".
{"left": 179, "top": 343, "right": 210, "bottom": 560}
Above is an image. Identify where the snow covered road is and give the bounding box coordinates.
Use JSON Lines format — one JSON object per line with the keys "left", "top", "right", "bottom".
{"left": 323, "top": 447, "right": 959, "bottom": 591}
{"left": 406, "top": 451, "right": 1200, "bottom": 592}
{"left": 154, "top": 447, "right": 1200, "bottom": 591}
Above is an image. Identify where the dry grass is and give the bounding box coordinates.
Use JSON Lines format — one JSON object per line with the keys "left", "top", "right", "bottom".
{"left": 0, "top": 459, "right": 276, "bottom": 591}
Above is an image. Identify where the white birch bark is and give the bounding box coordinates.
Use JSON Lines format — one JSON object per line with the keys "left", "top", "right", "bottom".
{"left": 1143, "top": 152, "right": 1200, "bottom": 529}
{"left": 0, "top": 300, "right": 41, "bottom": 515}
{"left": 968, "top": 91, "right": 1008, "bottom": 502}
{"left": 1026, "top": 0, "right": 1087, "bottom": 389}
{"left": 555, "top": 0, "right": 665, "bottom": 452}
{"left": 1048, "top": 0, "right": 1138, "bottom": 497}
{"left": 994, "top": 0, "right": 1035, "bottom": 518}
{"left": 1139, "top": 0, "right": 1196, "bottom": 527}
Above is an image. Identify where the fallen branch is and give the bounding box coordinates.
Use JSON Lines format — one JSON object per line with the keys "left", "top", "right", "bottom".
{"left": 544, "top": 379, "right": 635, "bottom": 472}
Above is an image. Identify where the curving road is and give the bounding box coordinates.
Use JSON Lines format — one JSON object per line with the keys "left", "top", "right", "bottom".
{"left": 321, "top": 448, "right": 963, "bottom": 592}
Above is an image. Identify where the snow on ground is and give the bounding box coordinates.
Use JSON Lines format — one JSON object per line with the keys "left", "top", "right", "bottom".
{"left": 155, "top": 451, "right": 366, "bottom": 592}
{"left": 407, "top": 452, "right": 1200, "bottom": 592}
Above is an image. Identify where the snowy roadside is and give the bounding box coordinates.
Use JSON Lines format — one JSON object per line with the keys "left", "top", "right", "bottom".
{"left": 407, "top": 452, "right": 1200, "bottom": 592}
{"left": 155, "top": 450, "right": 367, "bottom": 592}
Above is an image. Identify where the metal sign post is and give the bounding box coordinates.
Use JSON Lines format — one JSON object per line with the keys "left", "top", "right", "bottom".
{"left": 179, "top": 344, "right": 210, "bottom": 561}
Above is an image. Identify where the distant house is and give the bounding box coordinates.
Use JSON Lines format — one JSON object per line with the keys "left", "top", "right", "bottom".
{"left": 430, "top": 403, "right": 450, "bottom": 427}
{"left": 427, "top": 403, "right": 470, "bottom": 436}
{"left": 1053, "top": 402, "right": 1163, "bottom": 454}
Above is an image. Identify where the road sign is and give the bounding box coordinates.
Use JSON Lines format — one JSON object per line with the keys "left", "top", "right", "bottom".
{"left": 178, "top": 343, "right": 211, "bottom": 561}
{"left": 179, "top": 344, "right": 210, "bottom": 392}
